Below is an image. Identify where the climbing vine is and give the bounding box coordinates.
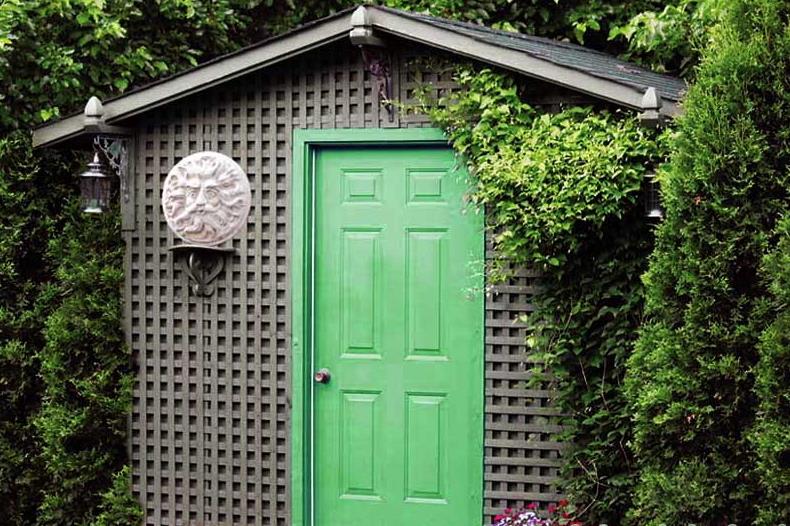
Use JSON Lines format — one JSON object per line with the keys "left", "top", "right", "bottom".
{"left": 419, "top": 67, "right": 669, "bottom": 523}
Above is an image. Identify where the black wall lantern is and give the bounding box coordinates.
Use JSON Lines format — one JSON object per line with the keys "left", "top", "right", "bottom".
{"left": 77, "top": 96, "right": 131, "bottom": 215}
{"left": 79, "top": 152, "right": 114, "bottom": 214}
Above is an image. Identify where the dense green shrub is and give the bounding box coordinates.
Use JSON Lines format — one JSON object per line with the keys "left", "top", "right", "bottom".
{"left": 421, "top": 68, "right": 667, "bottom": 523}
{"left": 0, "top": 0, "right": 270, "bottom": 129}
{"left": 625, "top": 1, "right": 790, "bottom": 524}
{"left": 0, "top": 132, "right": 73, "bottom": 523}
{"left": 35, "top": 203, "right": 131, "bottom": 526}
{"left": 0, "top": 130, "right": 135, "bottom": 525}
{"left": 608, "top": 0, "right": 723, "bottom": 75}
{"left": 387, "top": 0, "right": 670, "bottom": 50}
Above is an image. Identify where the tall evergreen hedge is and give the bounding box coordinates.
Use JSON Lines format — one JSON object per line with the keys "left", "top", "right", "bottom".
{"left": 625, "top": 1, "right": 790, "bottom": 523}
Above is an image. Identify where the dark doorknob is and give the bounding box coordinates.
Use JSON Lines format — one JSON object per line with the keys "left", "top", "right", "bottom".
{"left": 314, "top": 368, "right": 331, "bottom": 384}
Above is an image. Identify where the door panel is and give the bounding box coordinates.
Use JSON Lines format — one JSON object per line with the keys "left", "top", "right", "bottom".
{"left": 340, "top": 390, "right": 381, "bottom": 499}
{"left": 313, "top": 145, "right": 483, "bottom": 526}
{"left": 341, "top": 230, "right": 381, "bottom": 356}
{"left": 405, "top": 393, "right": 447, "bottom": 502}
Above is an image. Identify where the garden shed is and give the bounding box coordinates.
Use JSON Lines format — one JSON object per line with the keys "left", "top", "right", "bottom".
{"left": 32, "top": 5, "right": 685, "bottom": 526}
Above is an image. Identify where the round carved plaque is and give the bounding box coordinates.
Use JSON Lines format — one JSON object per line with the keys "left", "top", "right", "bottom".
{"left": 162, "top": 151, "right": 251, "bottom": 246}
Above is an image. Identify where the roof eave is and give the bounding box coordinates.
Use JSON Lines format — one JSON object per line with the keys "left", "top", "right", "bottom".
{"left": 33, "top": 5, "right": 682, "bottom": 149}
{"left": 33, "top": 12, "right": 353, "bottom": 149}
{"left": 367, "top": 7, "right": 680, "bottom": 117}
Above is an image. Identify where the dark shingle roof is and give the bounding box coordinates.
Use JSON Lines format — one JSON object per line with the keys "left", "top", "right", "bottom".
{"left": 379, "top": 6, "right": 686, "bottom": 103}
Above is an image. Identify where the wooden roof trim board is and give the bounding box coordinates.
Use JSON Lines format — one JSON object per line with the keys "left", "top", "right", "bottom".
{"left": 378, "top": 6, "right": 684, "bottom": 104}
{"left": 32, "top": 5, "right": 683, "bottom": 149}
{"left": 32, "top": 12, "right": 354, "bottom": 148}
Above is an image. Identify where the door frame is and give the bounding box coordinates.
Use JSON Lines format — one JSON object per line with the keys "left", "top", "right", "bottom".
{"left": 291, "top": 127, "right": 477, "bottom": 526}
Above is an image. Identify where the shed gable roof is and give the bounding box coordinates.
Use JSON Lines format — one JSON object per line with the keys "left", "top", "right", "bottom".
{"left": 382, "top": 7, "right": 685, "bottom": 103}
{"left": 33, "top": 5, "right": 685, "bottom": 148}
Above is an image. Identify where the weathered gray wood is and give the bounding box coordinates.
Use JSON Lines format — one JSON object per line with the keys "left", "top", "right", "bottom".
{"left": 239, "top": 76, "right": 252, "bottom": 526}
{"left": 120, "top": 136, "right": 137, "bottom": 231}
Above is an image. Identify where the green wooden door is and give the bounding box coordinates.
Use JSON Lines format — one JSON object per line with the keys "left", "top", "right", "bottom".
{"left": 312, "top": 144, "right": 483, "bottom": 526}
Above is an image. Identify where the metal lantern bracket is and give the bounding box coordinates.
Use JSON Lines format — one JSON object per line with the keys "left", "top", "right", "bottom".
{"left": 79, "top": 96, "right": 135, "bottom": 228}
{"left": 168, "top": 245, "right": 236, "bottom": 297}
{"left": 93, "top": 134, "right": 130, "bottom": 205}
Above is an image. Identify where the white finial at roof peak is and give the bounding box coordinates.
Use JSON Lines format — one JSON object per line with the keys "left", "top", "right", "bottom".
{"left": 351, "top": 6, "right": 371, "bottom": 28}
{"left": 350, "top": 5, "right": 385, "bottom": 47}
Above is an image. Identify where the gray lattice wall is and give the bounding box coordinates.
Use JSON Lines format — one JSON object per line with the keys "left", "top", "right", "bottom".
{"left": 484, "top": 265, "right": 563, "bottom": 518}
{"left": 126, "top": 39, "right": 565, "bottom": 526}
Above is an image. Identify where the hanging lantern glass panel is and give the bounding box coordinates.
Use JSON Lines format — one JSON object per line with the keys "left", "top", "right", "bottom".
{"left": 644, "top": 172, "right": 663, "bottom": 219}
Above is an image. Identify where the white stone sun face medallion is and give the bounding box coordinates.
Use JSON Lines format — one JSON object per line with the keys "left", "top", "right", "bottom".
{"left": 162, "top": 151, "right": 251, "bottom": 246}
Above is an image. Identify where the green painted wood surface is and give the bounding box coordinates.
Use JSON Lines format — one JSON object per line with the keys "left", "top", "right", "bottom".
{"left": 312, "top": 145, "right": 484, "bottom": 525}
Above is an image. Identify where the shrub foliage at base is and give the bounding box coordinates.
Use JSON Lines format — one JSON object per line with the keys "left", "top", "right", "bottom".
{"left": 625, "top": 1, "right": 790, "bottom": 524}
